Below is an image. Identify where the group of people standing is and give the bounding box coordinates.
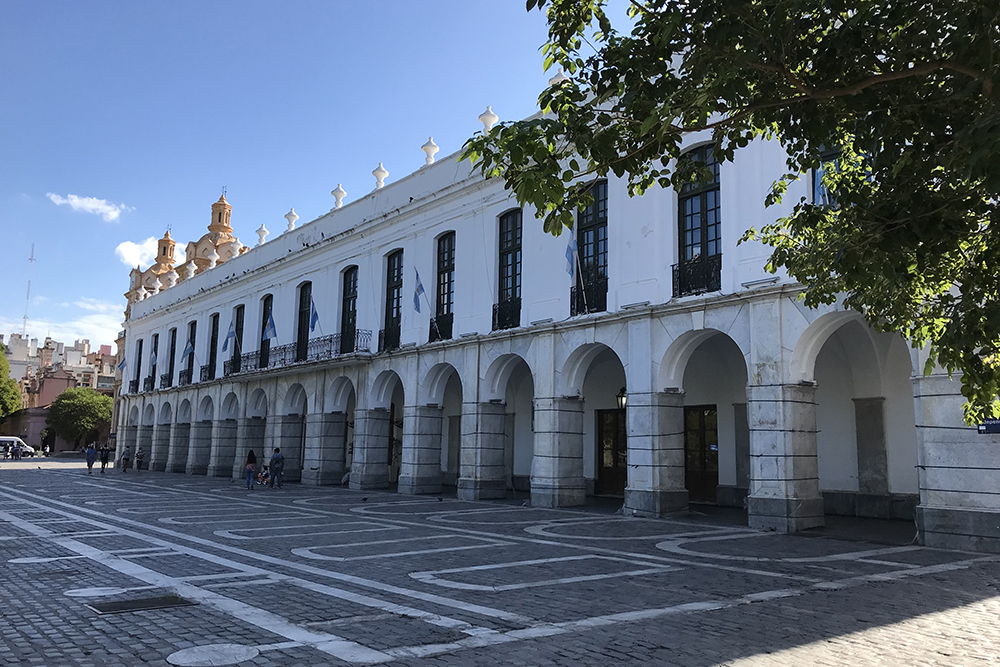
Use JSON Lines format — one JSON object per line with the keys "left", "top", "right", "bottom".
{"left": 243, "top": 447, "right": 284, "bottom": 490}
{"left": 84, "top": 444, "right": 143, "bottom": 474}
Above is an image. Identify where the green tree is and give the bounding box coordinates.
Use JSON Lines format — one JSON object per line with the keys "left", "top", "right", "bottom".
{"left": 46, "top": 388, "right": 112, "bottom": 447}
{"left": 0, "top": 346, "right": 21, "bottom": 419}
{"left": 463, "top": 0, "right": 1000, "bottom": 421}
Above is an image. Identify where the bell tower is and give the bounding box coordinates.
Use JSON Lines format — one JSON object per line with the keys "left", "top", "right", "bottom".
{"left": 209, "top": 194, "right": 233, "bottom": 233}
{"left": 156, "top": 230, "right": 176, "bottom": 267}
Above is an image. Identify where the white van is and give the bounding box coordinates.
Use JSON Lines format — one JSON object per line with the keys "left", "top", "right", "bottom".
{"left": 0, "top": 436, "right": 35, "bottom": 457}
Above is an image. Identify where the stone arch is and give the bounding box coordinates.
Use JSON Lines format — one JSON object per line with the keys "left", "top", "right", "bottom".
{"left": 482, "top": 353, "right": 534, "bottom": 402}
{"left": 284, "top": 383, "right": 308, "bottom": 415}
{"left": 128, "top": 405, "right": 140, "bottom": 426}
{"left": 423, "top": 362, "right": 461, "bottom": 406}
{"left": 221, "top": 392, "right": 240, "bottom": 421}
{"left": 177, "top": 399, "right": 192, "bottom": 423}
{"left": 560, "top": 342, "right": 625, "bottom": 396}
{"left": 141, "top": 403, "right": 155, "bottom": 426}
{"left": 247, "top": 389, "right": 268, "bottom": 419}
{"left": 158, "top": 402, "right": 173, "bottom": 424}
{"left": 790, "top": 311, "right": 881, "bottom": 391}
{"left": 198, "top": 395, "right": 215, "bottom": 422}
{"left": 659, "top": 328, "right": 732, "bottom": 391}
{"left": 369, "top": 369, "right": 403, "bottom": 410}
{"left": 324, "top": 376, "right": 356, "bottom": 414}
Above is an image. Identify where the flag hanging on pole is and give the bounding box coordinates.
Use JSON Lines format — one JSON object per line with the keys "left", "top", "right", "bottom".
{"left": 262, "top": 312, "right": 278, "bottom": 342}
{"left": 181, "top": 337, "right": 194, "bottom": 360}
{"left": 413, "top": 267, "right": 425, "bottom": 313}
{"left": 222, "top": 317, "right": 236, "bottom": 352}
{"left": 310, "top": 297, "right": 320, "bottom": 332}
{"left": 565, "top": 233, "right": 577, "bottom": 280}
{"left": 118, "top": 357, "right": 127, "bottom": 371}
{"left": 149, "top": 350, "right": 157, "bottom": 367}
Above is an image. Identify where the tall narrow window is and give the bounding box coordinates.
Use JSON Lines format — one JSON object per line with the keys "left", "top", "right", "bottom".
{"left": 493, "top": 209, "right": 522, "bottom": 330}
{"left": 132, "top": 339, "right": 143, "bottom": 394}
{"left": 340, "top": 267, "right": 358, "bottom": 354}
{"left": 813, "top": 147, "right": 840, "bottom": 207}
{"left": 296, "top": 282, "right": 312, "bottom": 362}
{"left": 227, "top": 304, "right": 244, "bottom": 375}
{"left": 674, "top": 144, "right": 722, "bottom": 297}
{"left": 431, "top": 233, "right": 455, "bottom": 342}
{"left": 203, "top": 313, "right": 219, "bottom": 381}
{"left": 164, "top": 327, "right": 177, "bottom": 388}
{"left": 572, "top": 180, "right": 608, "bottom": 315}
{"left": 147, "top": 333, "right": 158, "bottom": 392}
{"left": 379, "top": 250, "right": 403, "bottom": 353}
{"left": 260, "top": 294, "right": 273, "bottom": 369}
{"left": 179, "top": 320, "right": 196, "bottom": 386}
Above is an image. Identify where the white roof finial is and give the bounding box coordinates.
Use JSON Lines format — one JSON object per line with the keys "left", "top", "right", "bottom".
{"left": 479, "top": 106, "right": 499, "bottom": 132}
{"left": 284, "top": 208, "right": 299, "bottom": 232}
{"left": 331, "top": 183, "right": 347, "bottom": 209}
{"left": 548, "top": 70, "right": 570, "bottom": 87}
{"left": 421, "top": 137, "right": 440, "bottom": 165}
{"left": 373, "top": 163, "right": 389, "bottom": 189}
{"left": 255, "top": 224, "right": 269, "bottom": 246}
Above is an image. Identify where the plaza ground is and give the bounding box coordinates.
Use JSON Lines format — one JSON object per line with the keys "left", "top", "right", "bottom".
{"left": 1, "top": 464, "right": 998, "bottom": 666}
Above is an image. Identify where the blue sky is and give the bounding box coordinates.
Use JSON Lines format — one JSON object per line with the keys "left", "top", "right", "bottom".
{"left": 0, "top": 1, "right": 560, "bottom": 349}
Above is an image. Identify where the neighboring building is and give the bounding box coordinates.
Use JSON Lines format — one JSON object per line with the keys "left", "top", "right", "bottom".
{"left": 115, "top": 122, "right": 1000, "bottom": 554}
{"left": 3, "top": 333, "right": 41, "bottom": 383}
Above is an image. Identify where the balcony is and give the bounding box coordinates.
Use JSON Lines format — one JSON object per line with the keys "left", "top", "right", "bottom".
{"left": 428, "top": 313, "right": 453, "bottom": 343}
{"left": 223, "top": 356, "right": 241, "bottom": 377}
{"left": 213, "top": 331, "right": 373, "bottom": 377}
{"left": 142, "top": 376, "right": 155, "bottom": 392}
{"left": 178, "top": 369, "right": 192, "bottom": 386}
{"left": 570, "top": 277, "right": 608, "bottom": 316}
{"left": 128, "top": 379, "right": 139, "bottom": 394}
{"left": 200, "top": 364, "right": 215, "bottom": 382}
{"left": 160, "top": 372, "right": 173, "bottom": 390}
{"left": 378, "top": 325, "right": 401, "bottom": 354}
{"left": 672, "top": 254, "right": 722, "bottom": 298}
{"left": 340, "top": 328, "right": 372, "bottom": 355}
{"left": 492, "top": 297, "right": 521, "bottom": 331}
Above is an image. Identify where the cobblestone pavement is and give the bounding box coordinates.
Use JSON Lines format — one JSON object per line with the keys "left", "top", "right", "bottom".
{"left": 1, "top": 467, "right": 999, "bottom": 666}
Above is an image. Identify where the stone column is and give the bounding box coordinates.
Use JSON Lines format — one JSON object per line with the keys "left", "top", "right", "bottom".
{"left": 530, "top": 397, "right": 585, "bottom": 508}
{"left": 166, "top": 423, "right": 191, "bottom": 473}
{"left": 233, "top": 417, "right": 266, "bottom": 479}
{"left": 301, "top": 413, "right": 347, "bottom": 486}
{"left": 136, "top": 425, "right": 153, "bottom": 470}
{"left": 734, "top": 402, "right": 751, "bottom": 492}
{"left": 274, "top": 415, "right": 305, "bottom": 484}
{"left": 150, "top": 423, "right": 170, "bottom": 472}
{"left": 746, "top": 383, "right": 824, "bottom": 532}
{"left": 854, "top": 397, "right": 889, "bottom": 516}
{"left": 185, "top": 420, "right": 213, "bottom": 475}
{"left": 350, "top": 409, "right": 391, "bottom": 490}
{"left": 913, "top": 374, "right": 1000, "bottom": 552}
{"left": 398, "top": 405, "right": 445, "bottom": 495}
{"left": 207, "top": 419, "right": 238, "bottom": 478}
{"left": 624, "top": 391, "right": 688, "bottom": 517}
{"left": 457, "top": 402, "right": 507, "bottom": 500}
{"left": 119, "top": 425, "right": 138, "bottom": 460}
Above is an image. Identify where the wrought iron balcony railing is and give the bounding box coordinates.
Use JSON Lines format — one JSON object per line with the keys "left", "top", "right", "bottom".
{"left": 428, "top": 313, "right": 453, "bottom": 342}
{"left": 570, "top": 277, "right": 608, "bottom": 316}
{"left": 178, "top": 369, "right": 192, "bottom": 386}
{"left": 378, "top": 325, "right": 401, "bottom": 353}
{"left": 128, "top": 379, "right": 139, "bottom": 394}
{"left": 672, "top": 254, "right": 722, "bottom": 298}
{"left": 160, "top": 372, "right": 173, "bottom": 390}
{"left": 142, "top": 376, "right": 155, "bottom": 392}
{"left": 492, "top": 297, "right": 521, "bottom": 331}
{"left": 223, "top": 356, "right": 241, "bottom": 377}
{"left": 200, "top": 364, "right": 215, "bottom": 382}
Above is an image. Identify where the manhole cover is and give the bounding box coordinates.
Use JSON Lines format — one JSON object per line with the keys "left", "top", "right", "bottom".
{"left": 167, "top": 644, "right": 260, "bottom": 666}
{"left": 87, "top": 595, "right": 196, "bottom": 615}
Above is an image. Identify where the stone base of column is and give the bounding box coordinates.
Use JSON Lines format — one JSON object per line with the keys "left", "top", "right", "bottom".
{"left": 350, "top": 409, "right": 390, "bottom": 491}
{"left": 624, "top": 488, "right": 689, "bottom": 517}
{"left": 166, "top": 424, "right": 191, "bottom": 474}
{"left": 916, "top": 505, "right": 1000, "bottom": 553}
{"left": 399, "top": 474, "right": 443, "bottom": 495}
{"left": 349, "top": 470, "right": 390, "bottom": 490}
{"left": 185, "top": 422, "right": 212, "bottom": 476}
{"left": 748, "top": 496, "right": 825, "bottom": 532}
{"left": 457, "top": 477, "right": 505, "bottom": 500}
{"left": 530, "top": 483, "right": 585, "bottom": 508}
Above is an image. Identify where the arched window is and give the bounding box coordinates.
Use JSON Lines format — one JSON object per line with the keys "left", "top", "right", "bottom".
{"left": 380, "top": 251, "right": 403, "bottom": 352}
{"left": 296, "top": 282, "right": 312, "bottom": 362}
{"left": 674, "top": 145, "right": 721, "bottom": 296}
{"left": 340, "top": 267, "right": 358, "bottom": 354}
{"left": 259, "top": 294, "right": 273, "bottom": 369}
{"left": 494, "top": 209, "right": 522, "bottom": 330}
{"left": 572, "top": 180, "right": 608, "bottom": 315}
{"left": 431, "top": 233, "right": 455, "bottom": 341}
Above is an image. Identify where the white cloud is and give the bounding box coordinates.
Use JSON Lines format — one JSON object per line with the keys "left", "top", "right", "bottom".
{"left": 46, "top": 192, "right": 133, "bottom": 222}
{"left": 74, "top": 298, "right": 123, "bottom": 315}
{"left": 0, "top": 312, "right": 122, "bottom": 352}
{"left": 114, "top": 237, "right": 185, "bottom": 269}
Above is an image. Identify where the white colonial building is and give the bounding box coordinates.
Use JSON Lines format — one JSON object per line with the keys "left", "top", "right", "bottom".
{"left": 116, "top": 123, "right": 1000, "bottom": 553}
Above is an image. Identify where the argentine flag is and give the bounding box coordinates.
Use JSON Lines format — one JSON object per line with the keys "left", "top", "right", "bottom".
{"left": 262, "top": 311, "right": 278, "bottom": 342}
{"left": 413, "top": 267, "right": 425, "bottom": 313}
{"left": 181, "top": 337, "right": 195, "bottom": 360}
{"left": 222, "top": 317, "right": 237, "bottom": 352}
{"left": 565, "top": 233, "right": 577, "bottom": 280}
{"left": 310, "top": 297, "right": 320, "bottom": 332}
{"left": 117, "top": 357, "right": 127, "bottom": 371}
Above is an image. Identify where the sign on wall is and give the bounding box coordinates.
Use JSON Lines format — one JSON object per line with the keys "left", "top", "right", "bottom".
{"left": 978, "top": 419, "right": 1000, "bottom": 434}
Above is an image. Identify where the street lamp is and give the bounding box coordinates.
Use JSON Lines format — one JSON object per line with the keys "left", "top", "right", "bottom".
{"left": 616, "top": 386, "right": 627, "bottom": 411}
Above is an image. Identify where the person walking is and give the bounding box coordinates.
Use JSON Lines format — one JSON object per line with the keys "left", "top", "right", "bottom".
{"left": 99, "top": 445, "right": 110, "bottom": 473}
{"left": 243, "top": 450, "right": 257, "bottom": 490}
{"left": 85, "top": 444, "right": 97, "bottom": 474}
{"left": 120, "top": 445, "right": 131, "bottom": 473}
{"left": 268, "top": 447, "right": 284, "bottom": 488}
{"left": 134, "top": 447, "right": 145, "bottom": 473}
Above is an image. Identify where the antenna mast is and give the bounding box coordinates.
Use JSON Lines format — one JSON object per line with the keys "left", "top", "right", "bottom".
{"left": 22, "top": 244, "right": 35, "bottom": 336}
